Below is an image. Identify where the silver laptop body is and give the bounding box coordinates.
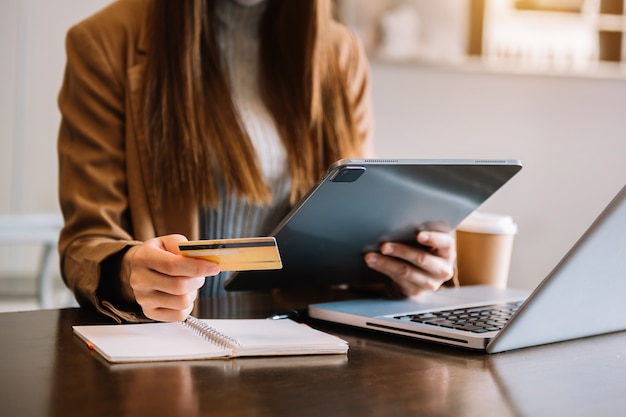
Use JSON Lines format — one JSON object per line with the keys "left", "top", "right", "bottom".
{"left": 309, "top": 184, "right": 626, "bottom": 353}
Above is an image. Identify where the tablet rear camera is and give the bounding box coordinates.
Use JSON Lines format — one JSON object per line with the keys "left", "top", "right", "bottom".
{"left": 330, "top": 166, "right": 366, "bottom": 183}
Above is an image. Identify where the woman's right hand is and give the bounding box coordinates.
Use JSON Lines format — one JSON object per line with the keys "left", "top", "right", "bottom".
{"left": 121, "top": 234, "right": 220, "bottom": 322}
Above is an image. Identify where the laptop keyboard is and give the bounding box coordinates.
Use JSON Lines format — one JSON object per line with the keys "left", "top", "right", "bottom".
{"left": 393, "top": 301, "right": 523, "bottom": 333}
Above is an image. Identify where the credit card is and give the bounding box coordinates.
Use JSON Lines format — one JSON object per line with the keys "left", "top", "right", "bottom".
{"left": 178, "top": 237, "right": 282, "bottom": 271}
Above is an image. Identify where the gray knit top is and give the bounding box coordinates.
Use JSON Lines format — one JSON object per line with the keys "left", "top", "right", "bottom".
{"left": 199, "top": 0, "right": 291, "bottom": 296}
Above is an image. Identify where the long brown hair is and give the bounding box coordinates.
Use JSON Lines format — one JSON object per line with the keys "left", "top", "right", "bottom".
{"left": 144, "top": 0, "right": 362, "bottom": 207}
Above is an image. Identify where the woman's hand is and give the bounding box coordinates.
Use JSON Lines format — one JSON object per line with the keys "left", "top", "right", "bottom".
{"left": 365, "top": 231, "right": 456, "bottom": 296}
{"left": 121, "top": 234, "right": 220, "bottom": 322}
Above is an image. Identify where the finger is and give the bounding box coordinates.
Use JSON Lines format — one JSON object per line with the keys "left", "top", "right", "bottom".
{"left": 135, "top": 237, "right": 220, "bottom": 278}
{"left": 380, "top": 242, "right": 452, "bottom": 279}
{"left": 143, "top": 304, "right": 196, "bottom": 322}
{"left": 418, "top": 231, "right": 455, "bottom": 257}
{"left": 128, "top": 250, "right": 209, "bottom": 297}
{"left": 365, "top": 252, "right": 441, "bottom": 294}
{"left": 136, "top": 274, "right": 207, "bottom": 297}
{"left": 137, "top": 288, "right": 198, "bottom": 312}
{"left": 134, "top": 282, "right": 199, "bottom": 322}
{"left": 156, "top": 234, "right": 188, "bottom": 255}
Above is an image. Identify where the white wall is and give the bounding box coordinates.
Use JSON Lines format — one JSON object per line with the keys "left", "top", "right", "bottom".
{"left": 0, "top": 0, "right": 111, "bottom": 292}
{"left": 371, "top": 62, "right": 626, "bottom": 290}
{"left": 1, "top": 0, "right": 110, "bottom": 214}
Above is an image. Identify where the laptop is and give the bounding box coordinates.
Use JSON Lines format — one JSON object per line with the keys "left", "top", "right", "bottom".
{"left": 309, "top": 184, "right": 626, "bottom": 353}
{"left": 224, "top": 158, "right": 522, "bottom": 291}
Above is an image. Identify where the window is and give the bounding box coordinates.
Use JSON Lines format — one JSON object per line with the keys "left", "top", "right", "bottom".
{"left": 338, "top": 0, "right": 626, "bottom": 73}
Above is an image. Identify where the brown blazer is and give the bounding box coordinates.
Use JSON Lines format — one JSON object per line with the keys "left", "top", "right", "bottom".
{"left": 57, "top": 0, "right": 374, "bottom": 322}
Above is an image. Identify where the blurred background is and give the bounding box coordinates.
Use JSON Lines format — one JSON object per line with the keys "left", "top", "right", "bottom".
{"left": 1, "top": 0, "right": 625, "bottom": 312}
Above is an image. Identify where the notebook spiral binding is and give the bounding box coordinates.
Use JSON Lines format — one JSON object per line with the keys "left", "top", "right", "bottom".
{"left": 182, "top": 316, "right": 242, "bottom": 349}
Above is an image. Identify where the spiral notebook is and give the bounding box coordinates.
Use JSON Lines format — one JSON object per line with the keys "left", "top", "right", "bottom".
{"left": 73, "top": 317, "right": 348, "bottom": 363}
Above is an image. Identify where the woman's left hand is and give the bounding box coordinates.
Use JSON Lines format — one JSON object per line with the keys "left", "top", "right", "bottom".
{"left": 364, "top": 231, "right": 456, "bottom": 296}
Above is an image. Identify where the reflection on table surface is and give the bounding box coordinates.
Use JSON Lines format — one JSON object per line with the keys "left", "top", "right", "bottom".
{"left": 1, "top": 294, "right": 625, "bottom": 417}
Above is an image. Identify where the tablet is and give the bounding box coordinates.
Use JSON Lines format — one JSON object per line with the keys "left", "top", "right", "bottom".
{"left": 224, "top": 158, "right": 522, "bottom": 291}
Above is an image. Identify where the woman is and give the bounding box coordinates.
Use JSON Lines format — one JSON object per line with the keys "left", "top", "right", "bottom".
{"left": 57, "top": 0, "right": 455, "bottom": 323}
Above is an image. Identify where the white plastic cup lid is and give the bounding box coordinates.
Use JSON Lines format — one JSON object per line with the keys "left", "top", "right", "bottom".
{"left": 456, "top": 211, "right": 518, "bottom": 235}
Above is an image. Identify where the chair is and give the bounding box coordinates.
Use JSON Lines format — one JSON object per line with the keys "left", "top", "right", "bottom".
{"left": 0, "top": 213, "right": 64, "bottom": 308}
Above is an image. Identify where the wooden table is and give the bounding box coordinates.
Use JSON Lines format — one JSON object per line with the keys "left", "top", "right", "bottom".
{"left": 1, "top": 294, "right": 625, "bottom": 417}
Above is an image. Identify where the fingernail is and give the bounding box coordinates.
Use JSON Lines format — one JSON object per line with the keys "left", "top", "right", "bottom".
{"left": 381, "top": 243, "right": 393, "bottom": 255}
{"left": 365, "top": 253, "right": 377, "bottom": 266}
{"left": 418, "top": 232, "right": 430, "bottom": 242}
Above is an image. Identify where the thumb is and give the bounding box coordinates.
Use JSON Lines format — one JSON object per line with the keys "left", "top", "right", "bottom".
{"left": 155, "top": 234, "right": 189, "bottom": 255}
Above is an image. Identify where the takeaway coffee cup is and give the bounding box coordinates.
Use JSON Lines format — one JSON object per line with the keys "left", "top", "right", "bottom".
{"left": 455, "top": 212, "right": 517, "bottom": 289}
